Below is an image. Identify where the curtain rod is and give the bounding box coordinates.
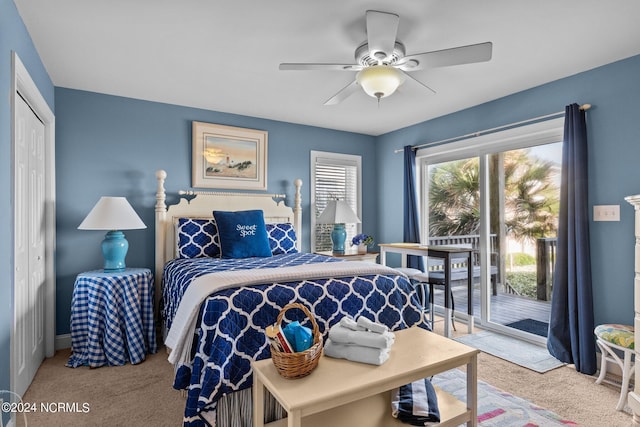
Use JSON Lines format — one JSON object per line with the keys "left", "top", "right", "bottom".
{"left": 393, "top": 103, "right": 591, "bottom": 154}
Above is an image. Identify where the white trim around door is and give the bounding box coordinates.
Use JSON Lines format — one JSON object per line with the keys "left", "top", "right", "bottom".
{"left": 11, "top": 51, "right": 56, "bottom": 396}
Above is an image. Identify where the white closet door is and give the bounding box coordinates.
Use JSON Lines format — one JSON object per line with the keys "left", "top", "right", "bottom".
{"left": 14, "top": 93, "right": 46, "bottom": 397}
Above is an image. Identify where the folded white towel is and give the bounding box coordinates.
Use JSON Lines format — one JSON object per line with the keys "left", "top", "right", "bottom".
{"left": 357, "top": 317, "right": 389, "bottom": 334}
{"left": 339, "top": 316, "right": 366, "bottom": 331}
{"left": 324, "top": 339, "right": 390, "bottom": 365}
{"left": 329, "top": 324, "right": 394, "bottom": 349}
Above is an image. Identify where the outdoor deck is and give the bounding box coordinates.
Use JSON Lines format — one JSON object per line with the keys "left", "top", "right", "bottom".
{"left": 430, "top": 285, "right": 551, "bottom": 327}
{"left": 422, "top": 234, "right": 557, "bottom": 331}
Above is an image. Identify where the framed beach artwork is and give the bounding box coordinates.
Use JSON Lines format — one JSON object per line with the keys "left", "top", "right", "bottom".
{"left": 192, "top": 121, "right": 268, "bottom": 190}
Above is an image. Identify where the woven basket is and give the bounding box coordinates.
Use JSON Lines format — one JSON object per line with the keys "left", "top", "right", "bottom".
{"left": 270, "top": 303, "right": 323, "bottom": 379}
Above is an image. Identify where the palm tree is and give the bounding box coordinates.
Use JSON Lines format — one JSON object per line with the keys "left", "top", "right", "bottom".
{"left": 429, "top": 158, "right": 480, "bottom": 236}
{"left": 428, "top": 149, "right": 559, "bottom": 242}
{"left": 503, "top": 151, "right": 559, "bottom": 242}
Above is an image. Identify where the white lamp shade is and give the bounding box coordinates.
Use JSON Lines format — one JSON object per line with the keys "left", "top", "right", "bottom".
{"left": 356, "top": 65, "right": 405, "bottom": 99}
{"left": 78, "top": 196, "right": 146, "bottom": 230}
{"left": 316, "top": 200, "right": 361, "bottom": 224}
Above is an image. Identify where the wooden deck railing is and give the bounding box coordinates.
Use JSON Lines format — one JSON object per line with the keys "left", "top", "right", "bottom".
{"left": 427, "top": 234, "right": 557, "bottom": 301}
{"left": 427, "top": 234, "right": 497, "bottom": 265}
{"left": 427, "top": 234, "right": 502, "bottom": 294}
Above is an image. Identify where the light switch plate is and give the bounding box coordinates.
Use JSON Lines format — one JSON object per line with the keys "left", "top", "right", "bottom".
{"left": 593, "top": 205, "right": 620, "bottom": 221}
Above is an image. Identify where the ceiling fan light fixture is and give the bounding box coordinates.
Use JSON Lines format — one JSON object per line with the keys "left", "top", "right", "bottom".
{"left": 356, "top": 65, "right": 405, "bottom": 100}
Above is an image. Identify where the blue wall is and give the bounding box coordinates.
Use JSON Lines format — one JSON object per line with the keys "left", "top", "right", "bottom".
{"left": 1, "top": 0, "right": 54, "bottom": 407}
{"left": 375, "top": 54, "right": 640, "bottom": 327}
{"left": 5, "top": 0, "right": 640, "bottom": 392}
{"left": 54, "top": 88, "right": 377, "bottom": 334}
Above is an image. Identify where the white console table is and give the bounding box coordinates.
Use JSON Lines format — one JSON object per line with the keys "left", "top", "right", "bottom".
{"left": 252, "top": 327, "right": 479, "bottom": 427}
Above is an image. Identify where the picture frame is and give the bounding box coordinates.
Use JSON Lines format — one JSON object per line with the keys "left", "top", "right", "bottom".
{"left": 192, "top": 121, "right": 268, "bottom": 190}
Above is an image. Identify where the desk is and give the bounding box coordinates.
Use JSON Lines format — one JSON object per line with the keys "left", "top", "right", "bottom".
{"left": 315, "top": 250, "right": 379, "bottom": 263}
{"left": 379, "top": 243, "right": 474, "bottom": 338}
{"left": 252, "top": 327, "right": 479, "bottom": 427}
{"left": 67, "top": 268, "right": 157, "bottom": 368}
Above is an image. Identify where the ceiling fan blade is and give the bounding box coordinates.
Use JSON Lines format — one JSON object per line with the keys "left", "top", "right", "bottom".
{"left": 366, "top": 10, "right": 400, "bottom": 61}
{"left": 279, "top": 63, "right": 362, "bottom": 71}
{"left": 397, "top": 41, "right": 493, "bottom": 71}
{"left": 400, "top": 71, "right": 436, "bottom": 95}
{"left": 324, "top": 80, "right": 361, "bottom": 105}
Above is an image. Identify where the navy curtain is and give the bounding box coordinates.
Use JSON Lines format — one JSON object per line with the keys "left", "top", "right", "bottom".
{"left": 403, "top": 145, "right": 424, "bottom": 271}
{"left": 546, "top": 104, "right": 596, "bottom": 375}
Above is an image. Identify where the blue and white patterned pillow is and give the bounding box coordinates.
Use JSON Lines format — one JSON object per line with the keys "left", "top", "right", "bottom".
{"left": 266, "top": 223, "right": 298, "bottom": 255}
{"left": 176, "top": 218, "right": 221, "bottom": 258}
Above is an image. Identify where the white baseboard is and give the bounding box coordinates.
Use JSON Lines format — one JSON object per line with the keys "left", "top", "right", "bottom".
{"left": 55, "top": 334, "right": 71, "bottom": 350}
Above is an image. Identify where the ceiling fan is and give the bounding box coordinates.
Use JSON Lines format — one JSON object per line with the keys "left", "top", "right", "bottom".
{"left": 279, "top": 10, "right": 492, "bottom": 105}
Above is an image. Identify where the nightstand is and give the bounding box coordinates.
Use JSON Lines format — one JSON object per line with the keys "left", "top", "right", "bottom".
{"left": 316, "top": 250, "right": 379, "bottom": 263}
{"left": 67, "top": 268, "right": 158, "bottom": 368}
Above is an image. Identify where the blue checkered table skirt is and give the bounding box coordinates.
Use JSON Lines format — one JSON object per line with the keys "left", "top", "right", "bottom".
{"left": 67, "top": 268, "right": 158, "bottom": 368}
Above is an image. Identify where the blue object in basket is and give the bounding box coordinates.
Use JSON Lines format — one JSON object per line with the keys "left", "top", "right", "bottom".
{"left": 282, "top": 321, "right": 312, "bottom": 352}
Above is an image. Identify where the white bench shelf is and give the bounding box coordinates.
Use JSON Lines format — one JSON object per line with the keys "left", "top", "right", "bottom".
{"left": 252, "top": 327, "right": 479, "bottom": 427}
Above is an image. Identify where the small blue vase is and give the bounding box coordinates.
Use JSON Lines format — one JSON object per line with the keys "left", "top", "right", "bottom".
{"left": 331, "top": 224, "right": 347, "bottom": 254}
{"left": 102, "top": 230, "right": 128, "bottom": 272}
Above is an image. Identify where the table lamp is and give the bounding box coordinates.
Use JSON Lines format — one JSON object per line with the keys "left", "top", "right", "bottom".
{"left": 78, "top": 196, "right": 146, "bottom": 272}
{"left": 316, "top": 199, "right": 361, "bottom": 254}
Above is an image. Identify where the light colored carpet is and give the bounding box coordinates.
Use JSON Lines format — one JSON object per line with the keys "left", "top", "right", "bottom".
{"left": 17, "top": 317, "right": 634, "bottom": 427}
{"left": 20, "top": 347, "right": 184, "bottom": 426}
{"left": 454, "top": 330, "right": 565, "bottom": 373}
{"left": 438, "top": 319, "right": 632, "bottom": 427}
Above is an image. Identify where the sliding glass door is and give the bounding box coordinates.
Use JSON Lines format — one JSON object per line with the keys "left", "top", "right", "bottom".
{"left": 486, "top": 144, "right": 561, "bottom": 340}
{"left": 418, "top": 119, "right": 564, "bottom": 343}
{"left": 424, "top": 156, "right": 480, "bottom": 326}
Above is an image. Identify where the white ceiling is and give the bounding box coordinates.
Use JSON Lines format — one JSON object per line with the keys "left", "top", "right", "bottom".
{"left": 14, "top": 0, "right": 640, "bottom": 136}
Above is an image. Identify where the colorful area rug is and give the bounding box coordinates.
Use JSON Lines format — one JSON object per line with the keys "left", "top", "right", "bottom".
{"left": 432, "top": 368, "right": 578, "bottom": 426}
{"left": 454, "top": 330, "right": 564, "bottom": 373}
{"left": 505, "top": 318, "right": 549, "bottom": 337}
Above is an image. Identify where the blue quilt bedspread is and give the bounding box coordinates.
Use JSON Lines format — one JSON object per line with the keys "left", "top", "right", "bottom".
{"left": 162, "top": 253, "right": 428, "bottom": 426}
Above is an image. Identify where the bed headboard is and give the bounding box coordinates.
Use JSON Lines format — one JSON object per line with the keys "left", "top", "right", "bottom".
{"left": 154, "top": 169, "right": 302, "bottom": 306}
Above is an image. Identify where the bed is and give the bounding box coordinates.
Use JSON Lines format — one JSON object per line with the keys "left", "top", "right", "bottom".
{"left": 154, "top": 170, "right": 428, "bottom": 426}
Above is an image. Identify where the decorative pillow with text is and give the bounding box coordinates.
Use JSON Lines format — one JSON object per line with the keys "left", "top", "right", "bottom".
{"left": 212, "top": 210, "right": 272, "bottom": 259}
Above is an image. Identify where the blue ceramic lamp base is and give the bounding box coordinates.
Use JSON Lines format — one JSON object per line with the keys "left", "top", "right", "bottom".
{"left": 331, "top": 224, "right": 347, "bottom": 255}
{"left": 102, "top": 230, "right": 129, "bottom": 272}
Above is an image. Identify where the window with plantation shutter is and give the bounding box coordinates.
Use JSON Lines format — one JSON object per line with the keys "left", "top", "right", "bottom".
{"left": 311, "top": 151, "right": 362, "bottom": 252}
